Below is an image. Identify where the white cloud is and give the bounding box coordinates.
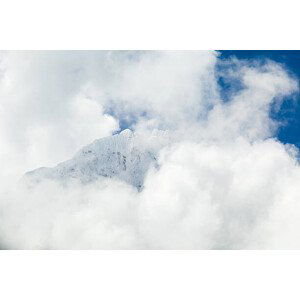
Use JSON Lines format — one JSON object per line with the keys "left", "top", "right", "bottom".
{"left": 0, "top": 51, "right": 299, "bottom": 249}
{"left": 0, "top": 51, "right": 119, "bottom": 182}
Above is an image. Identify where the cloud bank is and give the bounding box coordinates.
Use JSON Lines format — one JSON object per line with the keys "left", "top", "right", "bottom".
{"left": 0, "top": 51, "right": 299, "bottom": 249}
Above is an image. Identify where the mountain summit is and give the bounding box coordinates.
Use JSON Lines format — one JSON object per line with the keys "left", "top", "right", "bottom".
{"left": 24, "top": 129, "right": 167, "bottom": 189}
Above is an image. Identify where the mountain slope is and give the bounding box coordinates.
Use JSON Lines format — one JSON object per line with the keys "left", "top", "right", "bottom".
{"left": 24, "top": 129, "right": 166, "bottom": 189}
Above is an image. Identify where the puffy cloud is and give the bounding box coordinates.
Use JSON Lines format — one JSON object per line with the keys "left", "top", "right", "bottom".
{"left": 101, "top": 51, "right": 219, "bottom": 128}
{"left": 0, "top": 51, "right": 299, "bottom": 249}
{"left": 0, "top": 51, "right": 119, "bottom": 182}
{"left": 141, "top": 138, "right": 300, "bottom": 249}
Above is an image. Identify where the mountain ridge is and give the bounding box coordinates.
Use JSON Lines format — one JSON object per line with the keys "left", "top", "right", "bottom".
{"left": 24, "top": 129, "right": 167, "bottom": 189}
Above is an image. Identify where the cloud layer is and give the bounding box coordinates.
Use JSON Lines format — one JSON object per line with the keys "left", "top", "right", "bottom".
{"left": 0, "top": 51, "right": 299, "bottom": 249}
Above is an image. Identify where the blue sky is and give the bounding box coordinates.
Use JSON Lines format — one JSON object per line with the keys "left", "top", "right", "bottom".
{"left": 219, "top": 51, "right": 300, "bottom": 148}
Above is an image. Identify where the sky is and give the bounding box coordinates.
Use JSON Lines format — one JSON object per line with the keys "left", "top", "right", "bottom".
{"left": 219, "top": 51, "right": 300, "bottom": 147}
{"left": 116, "top": 51, "right": 300, "bottom": 148}
{"left": 0, "top": 51, "right": 300, "bottom": 249}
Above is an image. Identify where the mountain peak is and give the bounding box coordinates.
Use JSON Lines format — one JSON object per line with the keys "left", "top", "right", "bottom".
{"left": 119, "top": 128, "right": 133, "bottom": 137}
{"left": 24, "top": 129, "right": 160, "bottom": 189}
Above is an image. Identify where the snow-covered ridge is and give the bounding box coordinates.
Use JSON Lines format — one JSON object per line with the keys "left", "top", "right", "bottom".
{"left": 24, "top": 129, "right": 168, "bottom": 189}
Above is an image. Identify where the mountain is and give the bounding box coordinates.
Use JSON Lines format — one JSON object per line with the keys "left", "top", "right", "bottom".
{"left": 24, "top": 129, "right": 168, "bottom": 189}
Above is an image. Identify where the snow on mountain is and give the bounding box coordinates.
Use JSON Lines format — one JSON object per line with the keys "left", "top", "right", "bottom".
{"left": 24, "top": 129, "right": 169, "bottom": 189}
